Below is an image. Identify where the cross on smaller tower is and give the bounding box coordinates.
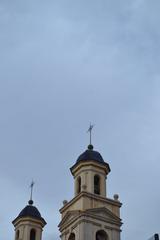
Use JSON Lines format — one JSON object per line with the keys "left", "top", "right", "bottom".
{"left": 87, "top": 123, "right": 94, "bottom": 149}
{"left": 28, "top": 180, "right": 35, "bottom": 205}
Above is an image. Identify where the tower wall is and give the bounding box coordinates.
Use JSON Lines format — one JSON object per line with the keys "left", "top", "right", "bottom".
{"left": 14, "top": 218, "right": 44, "bottom": 240}
{"left": 73, "top": 161, "right": 108, "bottom": 198}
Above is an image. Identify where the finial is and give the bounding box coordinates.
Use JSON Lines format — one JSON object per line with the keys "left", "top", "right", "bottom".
{"left": 88, "top": 144, "right": 93, "bottom": 150}
{"left": 63, "top": 200, "right": 68, "bottom": 206}
{"left": 87, "top": 123, "right": 94, "bottom": 149}
{"left": 28, "top": 180, "right": 35, "bottom": 205}
{"left": 113, "top": 194, "right": 119, "bottom": 201}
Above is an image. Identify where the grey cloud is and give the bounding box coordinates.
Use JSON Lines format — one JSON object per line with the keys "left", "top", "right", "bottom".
{"left": 0, "top": 1, "right": 160, "bottom": 240}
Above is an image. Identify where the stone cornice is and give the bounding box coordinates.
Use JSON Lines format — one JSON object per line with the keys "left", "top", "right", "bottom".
{"left": 60, "top": 212, "right": 122, "bottom": 232}
{"left": 59, "top": 191, "right": 122, "bottom": 214}
{"left": 12, "top": 216, "right": 46, "bottom": 228}
{"left": 70, "top": 160, "right": 110, "bottom": 176}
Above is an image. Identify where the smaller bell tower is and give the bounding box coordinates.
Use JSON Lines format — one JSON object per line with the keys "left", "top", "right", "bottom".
{"left": 12, "top": 183, "right": 46, "bottom": 240}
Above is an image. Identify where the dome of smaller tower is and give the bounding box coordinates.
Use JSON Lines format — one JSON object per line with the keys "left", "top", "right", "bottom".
{"left": 12, "top": 200, "right": 46, "bottom": 225}
{"left": 18, "top": 204, "right": 41, "bottom": 219}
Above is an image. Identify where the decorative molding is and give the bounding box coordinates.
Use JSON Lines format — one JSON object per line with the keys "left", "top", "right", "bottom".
{"left": 59, "top": 207, "right": 122, "bottom": 232}
{"left": 73, "top": 168, "right": 106, "bottom": 178}
{"left": 71, "top": 160, "right": 110, "bottom": 176}
{"left": 60, "top": 191, "right": 121, "bottom": 214}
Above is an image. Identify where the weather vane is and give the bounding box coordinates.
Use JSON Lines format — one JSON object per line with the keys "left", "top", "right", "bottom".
{"left": 87, "top": 123, "right": 94, "bottom": 146}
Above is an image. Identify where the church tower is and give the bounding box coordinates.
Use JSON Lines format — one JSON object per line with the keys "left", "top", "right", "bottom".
{"left": 59, "top": 143, "right": 122, "bottom": 240}
{"left": 12, "top": 195, "right": 46, "bottom": 240}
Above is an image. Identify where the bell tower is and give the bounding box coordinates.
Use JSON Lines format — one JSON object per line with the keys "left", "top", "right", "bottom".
{"left": 72, "top": 144, "right": 110, "bottom": 198}
{"left": 59, "top": 144, "right": 122, "bottom": 240}
{"left": 12, "top": 184, "right": 46, "bottom": 240}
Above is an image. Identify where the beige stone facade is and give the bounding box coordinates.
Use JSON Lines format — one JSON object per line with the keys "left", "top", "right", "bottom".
{"left": 12, "top": 146, "right": 122, "bottom": 240}
{"left": 59, "top": 148, "right": 122, "bottom": 240}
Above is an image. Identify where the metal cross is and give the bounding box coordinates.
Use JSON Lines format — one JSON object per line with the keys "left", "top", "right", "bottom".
{"left": 30, "top": 180, "right": 35, "bottom": 201}
{"left": 87, "top": 123, "right": 94, "bottom": 145}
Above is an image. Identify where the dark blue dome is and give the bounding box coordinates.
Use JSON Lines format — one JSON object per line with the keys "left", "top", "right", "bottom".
{"left": 76, "top": 149, "right": 104, "bottom": 163}
{"left": 18, "top": 205, "right": 42, "bottom": 219}
{"left": 70, "top": 145, "right": 111, "bottom": 174}
{"left": 12, "top": 201, "right": 46, "bottom": 225}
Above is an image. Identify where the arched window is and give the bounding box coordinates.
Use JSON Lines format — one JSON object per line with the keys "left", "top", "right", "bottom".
{"left": 68, "top": 233, "right": 75, "bottom": 240}
{"left": 77, "top": 176, "right": 81, "bottom": 194}
{"left": 96, "top": 230, "right": 108, "bottom": 240}
{"left": 30, "top": 229, "right": 36, "bottom": 240}
{"left": 16, "top": 230, "right": 19, "bottom": 240}
{"left": 94, "top": 175, "right": 100, "bottom": 195}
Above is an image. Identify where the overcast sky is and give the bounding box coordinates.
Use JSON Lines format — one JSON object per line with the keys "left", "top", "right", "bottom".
{"left": 0, "top": 1, "right": 160, "bottom": 240}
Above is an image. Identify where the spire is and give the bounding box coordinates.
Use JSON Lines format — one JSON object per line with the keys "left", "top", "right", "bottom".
{"left": 28, "top": 180, "right": 35, "bottom": 205}
{"left": 87, "top": 123, "right": 94, "bottom": 150}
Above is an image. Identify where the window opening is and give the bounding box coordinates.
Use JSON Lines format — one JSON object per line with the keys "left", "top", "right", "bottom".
{"left": 68, "top": 232, "right": 75, "bottom": 240}
{"left": 30, "top": 229, "right": 36, "bottom": 240}
{"left": 96, "top": 230, "right": 108, "bottom": 240}
{"left": 16, "top": 230, "right": 19, "bottom": 240}
{"left": 94, "top": 175, "right": 100, "bottom": 194}
{"left": 77, "top": 176, "right": 81, "bottom": 194}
